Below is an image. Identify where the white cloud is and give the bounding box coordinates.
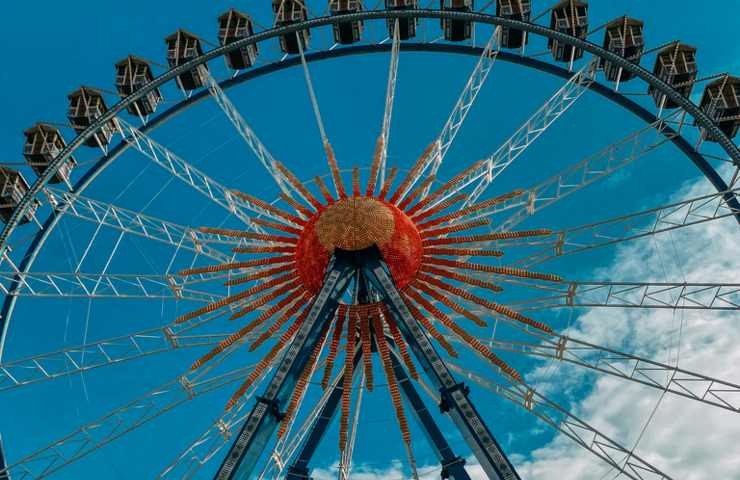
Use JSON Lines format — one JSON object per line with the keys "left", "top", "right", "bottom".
{"left": 517, "top": 167, "right": 740, "bottom": 479}
{"left": 311, "top": 457, "right": 489, "bottom": 480}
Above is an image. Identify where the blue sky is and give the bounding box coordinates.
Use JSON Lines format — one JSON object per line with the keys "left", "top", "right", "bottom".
{"left": 1, "top": 2, "right": 739, "bottom": 479}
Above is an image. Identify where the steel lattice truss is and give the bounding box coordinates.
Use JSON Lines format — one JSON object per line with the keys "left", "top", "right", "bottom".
{"left": 377, "top": 20, "right": 401, "bottom": 189}
{"left": 3, "top": 350, "right": 252, "bottom": 480}
{"left": 417, "top": 28, "right": 502, "bottom": 199}
{"left": 497, "top": 114, "right": 679, "bottom": 231}
{"left": 449, "top": 364, "right": 673, "bottom": 480}
{"left": 0, "top": 271, "right": 220, "bottom": 302}
{"left": 0, "top": 308, "right": 242, "bottom": 393}
{"left": 463, "top": 59, "right": 598, "bottom": 207}
{"left": 515, "top": 187, "right": 740, "bottom": 267}
{"left": 507, "top": 280, "right": 740, "bottom": 310}
{"left": 159, "top": 356, "right": 282, "bottom": 480}
{"left": 481, "top": 333, "right": 740, "bottom": 413}
{"left": 198, "top": 66, "right": 296, "bottom": 200}
{"left": 115, "top": 118, "right": 270, "bottom": 233}
{"left": 43, "top": 187, "right": 237, "bottom": 263}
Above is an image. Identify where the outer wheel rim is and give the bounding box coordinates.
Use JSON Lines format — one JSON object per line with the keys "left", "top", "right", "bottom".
{"left": 1, "top": 9, "right": 738, "bottom": 255}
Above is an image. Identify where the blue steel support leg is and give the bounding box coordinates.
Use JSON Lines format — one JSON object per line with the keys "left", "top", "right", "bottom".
{"left": 215, "top": 251, "right": 358, "bottom": 480}
{"left": 284, "top": 340, "right": 471, "bottom": 479}
{"left": 361, "top": 249, "right": 521, "bottom": 480}
{"left": 285, "top": 348, "right": 363, "bottom": 480}
{"left": 387, "top": 346, "right": 470, "bottom": 480}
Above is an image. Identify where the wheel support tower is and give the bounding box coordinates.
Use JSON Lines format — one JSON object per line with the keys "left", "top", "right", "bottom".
{"left": 215, "top": 247, "right": 520, "bottom": 480}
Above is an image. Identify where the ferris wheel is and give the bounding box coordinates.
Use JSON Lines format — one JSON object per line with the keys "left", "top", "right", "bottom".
{"left": 1, "top": 1, "right": 739, "bottom": 479}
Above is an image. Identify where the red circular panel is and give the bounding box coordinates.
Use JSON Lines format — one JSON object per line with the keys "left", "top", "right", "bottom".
{"left": 295, "top": 197, "right": 422, "bottom": 294}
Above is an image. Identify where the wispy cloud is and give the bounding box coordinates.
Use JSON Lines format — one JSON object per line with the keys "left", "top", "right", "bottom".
{"left": 518, "top": 166, "right": 740, "bottom": 479}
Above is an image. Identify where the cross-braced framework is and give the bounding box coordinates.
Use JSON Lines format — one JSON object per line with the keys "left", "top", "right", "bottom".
{"left": 1, "top": 4, "right": 740, "bottom": 480}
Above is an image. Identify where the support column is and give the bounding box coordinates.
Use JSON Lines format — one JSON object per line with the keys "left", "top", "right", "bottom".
{"left": 285, "top": 348, "right": 363, "bottom": 480}
{"left": 362, "top": 250, "right": 521, "bottom": 480}
{"left": 387, "top": 347, "right": 470, "bottom": 480}
{"left": 215, "top": 252, "right": 357, "bottom": 480}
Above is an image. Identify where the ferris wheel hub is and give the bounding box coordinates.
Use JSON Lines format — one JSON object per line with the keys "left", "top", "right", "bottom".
{"left": 296, "top": 195, "right": 422, "bottom": 294}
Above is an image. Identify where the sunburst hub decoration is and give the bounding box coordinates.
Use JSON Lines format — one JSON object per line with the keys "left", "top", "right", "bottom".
{"left": 299, "top": 195, "right": 422, "bottom": 292}
{"left": 176, "top": 141, "right": 562, "bottom": 455}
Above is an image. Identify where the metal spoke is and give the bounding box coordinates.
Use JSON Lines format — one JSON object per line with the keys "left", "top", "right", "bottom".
{"left": 44, "top": 187, "right": 237, "bottom": 263}
{"left": 114, "top": 117, "right": 268, "bottom": 232}
{"left": 0, "top": 271, "right": 221, "bottom": 303}
{"left": 496, "top": 114, "right": 679, "bottom": 232}
{"left": 296, "top": 31, "right": 328, "bottom": 146}
{"left": 463, "top": 59, "right": 598, "bottom": 207}
{"left": 339, "top": 369, "right": 364, "bottom": 480}
{"left": 197, "top": 65, "right": 299, "bottom": 200}
{"left": 514, "top": 187, "right": 740, "bottom": 267}
{"left": 256, "top": 364, "right": 345, "bottom": 480}
{"left": 159, "top": 353, "right": 281, "bottom": 480}
{"left": 0, "top": 310, "right": 241, "bottom": 393}
{"left": 449, "top": 364, "right": 673, "bottom": 480}
{"left": 481, "top": 334, "right": 740, "bottom": 414}
{"left": 1, "top": 349, "right": 252, "bottom": 480}
{"left": 501, "top": 280, "right": 740, "bottom": 311}
{"left": 399, "top": 28, "right": 502, "bottom": 202}
{"left": 375, "top": 19, "right": 401, "bottom": 190}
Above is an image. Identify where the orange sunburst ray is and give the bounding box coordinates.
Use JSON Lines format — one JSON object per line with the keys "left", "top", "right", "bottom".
{"left": 389, "top": 142, "right": 436, "bottom": 205}
{"left": 420, "top": 265, "right": 503, "bottom": 293}
{"left": 175, "top": 272, "right": 296, "bottom": 324}
{"left": 321, "top": 306, "right": 347, "bottom": 389}
{"left": 198, "top": 227, "right": 298, "bottom": 245}
{"left": 419, "top": 219, "right": 490, "bottom": 239}
{"left": 415, "top": 273, "right": 552, "bottom": 333}
{"left": 406, "top": 160, "right": 486, "bottom": 216}
{"left": 404, "top": 289, "right": 521, "bottom": 381}
{"left": 366, "top": 136, "right": 384, "bottom": 196}
{"left": 224, "top": 264, "right": 296, "bottom": 287}
{"left": 232, "top": 190, "right": 306, "bottom": 226}
{"left": 374, "top": 315, "right": 412, "bottom": 448}
{"left": 191, "top": 288, "right": 306, "bottom": 370}
{"left": 378, "top": 167, "right": 399, "bottom": 201}
{"left": 224, "top": 303, "right": 312, "bottom": 410}
{"left": 400, "top": 296, "right": 458, "bottom": 357}
{"left": 421, "top": 257, "right": 561, "bottom": 282}
{"left": 250, "top": 291, "right": 312, "bottom": 351}
{"left": 422, "top": 247, "right": 504, "bottom": 257}
{"left": 178, "top": 256, "right": 295, "bottom": 277}
{"left": 278, "top": 320, "right": 330, "bottom": 438}
{"left": 324, "top": 142, "right": 347, "bottom": 200}
{"left": 339, "top": 307, "right": 357, "bottom": 452}
{"left": 398, "top": 175, "right": 436, "bottom": 211}
{"left": 232, "top": 245, "right": 296, "bottom": 254}
{"left": 229, "top": 280, "right": 303, "bottom": 320}
{"left": 252, "top": 218, "right": 303, "bottom": 235}
{"left": 382, "top": 305, "right": 419, "bottom": 380}
{"left": 314, "top": 175, "right": 335, "bottom": 203}
{"left": 274, "top": 161, "right": 324, "bottom": 211}
{"left": 352, "top": 167, "right": 361, "bottom": 197}
{"left": 410, "top": 280, "right": 486, "bottom": 327}
{"left": 410, "top": 193, "right": 468, "bottom": 223}
{"left": 358, "top": 305, "right": 374, "bottom": 391}
{"left": 421, "top": 228, "right": 552, "bottom": 245}
{"left": 416, "top": 190, "right": 524, "bottom": 230}
{"left": 280, "top": 193, "right": 315, "bottom": 219}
